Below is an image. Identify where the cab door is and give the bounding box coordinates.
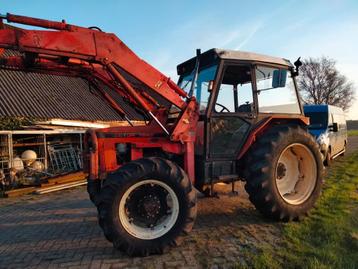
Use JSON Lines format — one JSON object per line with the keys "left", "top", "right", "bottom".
{"left": 207, "top": 64, "right": 255, "bottom": 162}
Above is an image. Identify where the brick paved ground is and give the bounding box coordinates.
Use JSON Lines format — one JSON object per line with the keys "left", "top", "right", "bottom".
{"left": 0, "top": 136, "right": 357, "bottom": 269}
{"left": 0, "top": 182, "right": 281, "bottom": 269}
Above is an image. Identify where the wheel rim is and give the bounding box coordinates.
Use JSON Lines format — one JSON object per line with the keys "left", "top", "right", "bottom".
{"left": 275, "top": 143, "right": 317, "bottom": 205}
{"left": 119, "top": 179, "right": 179, "bottom": 240}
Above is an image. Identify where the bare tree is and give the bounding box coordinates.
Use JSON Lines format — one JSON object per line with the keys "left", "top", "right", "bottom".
{"left": 297, "top": 57, "right": 355, "bottom": 110}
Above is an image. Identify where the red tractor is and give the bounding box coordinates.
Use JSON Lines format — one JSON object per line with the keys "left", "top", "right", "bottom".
{"left": 0, "top": 13, "right": 323, "bottom": 256}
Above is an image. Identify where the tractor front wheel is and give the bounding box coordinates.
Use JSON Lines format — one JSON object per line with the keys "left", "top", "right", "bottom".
{"left": 244, "top": 125, "right": 323, "bottom": 221}
{"left": 97, "top": 157, "right": 197, "bottom": 256}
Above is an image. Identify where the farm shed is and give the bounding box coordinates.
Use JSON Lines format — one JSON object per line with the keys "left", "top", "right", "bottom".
{"left": 0, "top": 49, "right": 144, "bottom": 192}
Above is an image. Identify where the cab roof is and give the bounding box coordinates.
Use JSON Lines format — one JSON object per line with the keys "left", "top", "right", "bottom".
{"left": 177, "top": 48, "right": 293, "bottom": 76}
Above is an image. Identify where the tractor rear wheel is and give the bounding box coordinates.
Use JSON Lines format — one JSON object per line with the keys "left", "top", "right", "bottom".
{"left": 244, "top": 125, "right": 323, "bottom": 221}
{"left": 97, "top": 157, "right": 197, "bottom": 256}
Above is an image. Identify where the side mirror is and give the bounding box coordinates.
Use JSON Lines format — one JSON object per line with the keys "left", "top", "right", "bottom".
{"left": 292, "top": 57, "right": 302, "bottom": 77}
{"left": 272, "top": 69, "right": 287, "bottom": 88}
{"left": 207, "top": 80, "right": 214, "bottom": 92}
{"left": 329, "top": 122, "right": 338, "bottom": 132}
{"left": 332, "top": 122, "right": 338, "bottom": 132}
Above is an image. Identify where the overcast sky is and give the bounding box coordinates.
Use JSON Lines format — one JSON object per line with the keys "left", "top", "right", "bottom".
{"left": 3, "top": 0, "right": 358, "bottom": 119}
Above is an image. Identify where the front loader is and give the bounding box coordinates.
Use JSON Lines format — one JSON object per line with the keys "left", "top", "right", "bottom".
{"left": 0, "top": 13, "right": 323, "bottom": 256}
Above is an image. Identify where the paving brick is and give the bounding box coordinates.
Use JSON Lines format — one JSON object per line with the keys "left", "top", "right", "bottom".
{"left": 0, "top": 184, "right": 282, "bottom": 268}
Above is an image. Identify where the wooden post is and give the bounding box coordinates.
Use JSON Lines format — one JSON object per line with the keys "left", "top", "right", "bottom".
{"left": 8, "top": 133, "right": 13, "bottom": 169}
{"left": 43, "top": 134, "right": 48, "bottom": 170}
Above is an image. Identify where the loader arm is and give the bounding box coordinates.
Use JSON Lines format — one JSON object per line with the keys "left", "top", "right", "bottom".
{"left": 0, "top": 13, "right": 198, "bottom": 138}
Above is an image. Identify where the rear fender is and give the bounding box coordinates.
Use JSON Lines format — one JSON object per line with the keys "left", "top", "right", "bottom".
{"left": 237, "top": 116, "right": 309, "bottom": 160}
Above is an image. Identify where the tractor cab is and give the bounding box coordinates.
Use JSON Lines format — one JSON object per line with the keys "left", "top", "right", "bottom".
{"left": 177, "top": 49, "right": 305, "bottom": 189}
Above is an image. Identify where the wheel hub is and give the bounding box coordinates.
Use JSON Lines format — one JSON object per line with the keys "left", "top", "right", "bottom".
{"left": 128, "top": 191, "right": 168, "bottom": 226}
{"left": 120, "top": 179, "right": 179, "bottom": 239}
{"left": 276, "top": 162, "right": 287, "bottom": 179}
{"left": 140, "top": 195, "right": 161, "bottom": 219}
{"left": 275, "top": 143, "right": 317, "bottom": 205}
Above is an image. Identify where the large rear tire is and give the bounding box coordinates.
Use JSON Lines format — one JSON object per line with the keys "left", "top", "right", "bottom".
{"left": 97, "top": 157, "right": 197, "bottom": 256}
{"left": 244, "top": 125, "right": 323, "bottom": 221}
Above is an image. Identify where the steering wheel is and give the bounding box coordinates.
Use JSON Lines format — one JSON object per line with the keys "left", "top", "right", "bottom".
{"left": 215, "top": 103, "right": 230, "bottom": 113}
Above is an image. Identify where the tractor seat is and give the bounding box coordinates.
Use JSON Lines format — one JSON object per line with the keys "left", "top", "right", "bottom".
{"left": 238, "top": 103, "right": 252, "bottom": 113}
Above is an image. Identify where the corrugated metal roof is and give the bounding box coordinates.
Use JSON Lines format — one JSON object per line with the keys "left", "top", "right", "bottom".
{"left": 1, "top": 49, "right": 22, "bottom": 57}
{"left": 0, "top": 67, "right": 145, "bottom": 122}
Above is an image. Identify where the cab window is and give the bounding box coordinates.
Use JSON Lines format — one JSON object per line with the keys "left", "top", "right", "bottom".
{"left": 178, "top": 65, "right": 218, "bottom": 113}
{"left": 255, "top": 66, "right": 300, "bottom": 114}
{"left": 215, "top": 65, "right": 253, "bottom": 113}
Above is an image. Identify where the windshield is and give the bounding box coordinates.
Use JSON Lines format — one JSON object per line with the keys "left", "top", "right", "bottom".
{"left": 178, "top": 65, "right": 218, "bottom": 112}
{"left": 305, "top": 112, "right": 328, "bottom": 129}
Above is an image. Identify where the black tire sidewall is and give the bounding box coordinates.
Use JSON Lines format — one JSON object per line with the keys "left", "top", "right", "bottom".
{"left": 268, "top": 129, "right": 323, "bottom": 216}
{"left": 244, "top": 126, "right": 324, "bottom": 220}
{"left": 101, "top": 158, "right": 193, "bottom": 253}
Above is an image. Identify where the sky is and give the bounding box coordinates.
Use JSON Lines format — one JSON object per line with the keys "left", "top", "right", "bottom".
{"left": 2, "top": 0, "right": 358, "bottom": 119}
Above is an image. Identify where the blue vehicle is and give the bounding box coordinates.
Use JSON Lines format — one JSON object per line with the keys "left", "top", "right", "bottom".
{"left": 304, "top": 104, "right": 347, "bottom": 165}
